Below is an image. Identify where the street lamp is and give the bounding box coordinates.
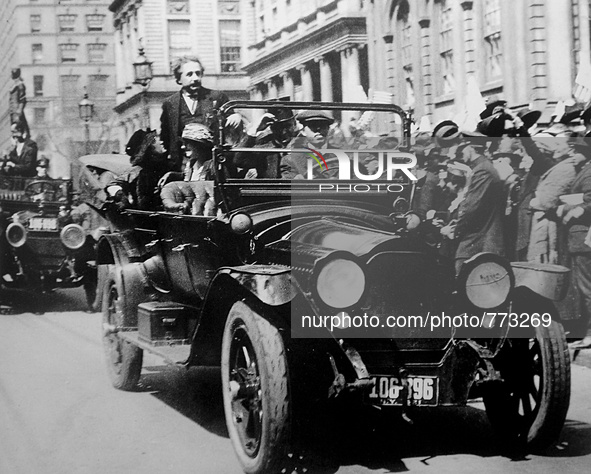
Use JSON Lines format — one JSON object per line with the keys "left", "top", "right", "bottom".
{"left": 133, "top": 47, "right": 153, "bottom": 129}
{"left": 78, "top": 92, "right": 94, "bottom": 155}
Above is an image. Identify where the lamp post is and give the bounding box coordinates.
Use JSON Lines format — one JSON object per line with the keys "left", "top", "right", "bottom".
{"left": 133, "top": 47, "right": 153, "bottom": 129}
{"left": 78, "top": 92, "right": 94, "bottom": 155}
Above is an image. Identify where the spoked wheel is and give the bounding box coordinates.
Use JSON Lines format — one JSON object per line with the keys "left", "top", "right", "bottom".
{"left": 484, "top": 320, "right": 570, "bottom": 451}
{"left": 102, "top": 275, "right": 142, "bottom": 390}
{"left": 222, "top": 301, "right": 290, "bottom": 474}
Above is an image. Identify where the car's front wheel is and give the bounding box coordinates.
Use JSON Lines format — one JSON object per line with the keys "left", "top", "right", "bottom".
{"left": 484, "top": 320, "right": 570, "bottom": 451}
{"left": 221, "top": 301, "right": 290, "bottom": 474}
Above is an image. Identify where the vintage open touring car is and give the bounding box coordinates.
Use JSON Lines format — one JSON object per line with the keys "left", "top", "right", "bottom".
{"left": 97, "top": 101, "right": 570, "bottom": 474}
{"left": 0, "top": 169, "right": 101, "bottom": 311}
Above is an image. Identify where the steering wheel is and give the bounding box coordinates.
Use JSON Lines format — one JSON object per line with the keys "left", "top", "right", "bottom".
{"left": 24, "top": 180, "right": 58, "bottom": 201}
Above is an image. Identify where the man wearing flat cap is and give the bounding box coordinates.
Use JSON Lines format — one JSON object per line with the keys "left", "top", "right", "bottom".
{"left": 454, "top": 140, "right": 506, "bottom": 273}
{"left": 280, "top": 110, "right": 334, "bottom": 179}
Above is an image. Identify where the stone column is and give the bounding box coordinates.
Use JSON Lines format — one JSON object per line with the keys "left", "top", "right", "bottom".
{"left": 114, "top": 25, "right": 126, "bottom": 92}
{"left": 298, "top": 64, "right": 314, "bottom": 101}
{"left": 265, "top": 79, "right": 278, "bottom": 100}
{"left": 249, "top": 85, "right": 264, "bottom": 122}
{"left": 461, "top": 1, "right": 476, "bottom": 77}
{"left": 346, "top": 46, "right": 362, "bottom": 100}
{"left": 317, "top": 56, "right": 333, "bottom": 102}
{"left": 418, "top": 18, "right": 432, "bottom": 117}
{"left": 280, "top": 71, "right": 294, "bottom": 100}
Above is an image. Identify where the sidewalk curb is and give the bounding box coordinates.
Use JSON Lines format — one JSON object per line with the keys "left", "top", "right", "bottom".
{"left": 570, "top": 348, "right": 591, "bottom": 369}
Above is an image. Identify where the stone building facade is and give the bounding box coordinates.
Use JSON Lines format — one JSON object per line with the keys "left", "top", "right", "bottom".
{"left": 109, "top": 0, "right": 252, "bottom": 149}
{"left": 242, "top": 0, "right": 371, "bottom": 117}
{"left": 0, "top": 0, "right": 119, "bottom": 178}
{"left": 366, "top": 0, "right": 591, "bottom": 125}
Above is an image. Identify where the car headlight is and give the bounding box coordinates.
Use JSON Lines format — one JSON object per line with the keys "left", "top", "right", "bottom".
{"left": 315, "top": 258, "right": 365, "bottom": 309}
{"left": 6, "top": 222, "right": 27, "bottom": 248}
{"left": 457, "top": 253, "right": 514, "bottom": 309}
{"left": 60, "top": 223, "right": 86, "bottom": 250}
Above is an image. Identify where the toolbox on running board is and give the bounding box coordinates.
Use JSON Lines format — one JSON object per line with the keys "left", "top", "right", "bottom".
{"left": 137, "top": 302, "right": 188, "bottom": 344}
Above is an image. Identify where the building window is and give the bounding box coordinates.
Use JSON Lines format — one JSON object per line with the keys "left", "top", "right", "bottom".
{"left": 168, "top": 20, "right": 192, "bottom": 60}
{"left": 219, "top": 0, "right": 240, "bottom": 15}
{"left": 30, "top": 14, "right": 41, "bottom": 33}
{"left": 61, "top": 75, "right": 80, "bottom": 98}
{"left": 32, "top": 43, "right": 43, "bottom": 63}
{"left": 34, "top": 108, "right": 46, "bottom": 124}
{"left": 59, "top": 43, "right": 79, "bottom": 63}
{"left": 86, "top": 14, "right": 105, "bottom": 32}
{"left": 483, "top": 0, "right": 502, "bottom": 80}
{"left": 219, "top": 20, "right": 241, "bottom": 72}
{"left": 398, "top": 3, "right": 415, "bottom": 108}
{"left": 88, "top": 75, "right": 108, "bottom": 97}
{"left": 58, "top": 14, "right": 77, "bottom": 32}
{"left": 33, "top": 75, "right": 44, "bottom": 96}
{"left": 168, "top": 0, "right": 189, "bottom": 14}
{"left": 439, "top": 0, "right": 455, "bottom": 94}
{"left": 87, "top": 43, "right": 107, "bottom": 63}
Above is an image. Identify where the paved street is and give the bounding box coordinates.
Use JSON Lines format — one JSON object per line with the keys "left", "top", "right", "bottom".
{"left": 1, "top": 288, "right": 591, "bottom": 474}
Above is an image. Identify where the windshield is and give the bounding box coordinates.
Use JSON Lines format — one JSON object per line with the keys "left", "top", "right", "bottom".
{"left": 0, "top": 175, "right": 72, "bottom": 204}
{"left": 214, "top": 101, "right": 415, "bottom": 212}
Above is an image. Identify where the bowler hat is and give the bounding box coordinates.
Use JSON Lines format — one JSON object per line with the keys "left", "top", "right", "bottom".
{"left": 477, "top": 113, "right": 511, "bottom": 137}
{"left": 517, "top": 108, "right": 542, "bottom": 129}
{"left": 296, "top": 110, "right": 334, "bottom": 124}
{"left": 480, "top": 100, "right": 507, "bottom": 120}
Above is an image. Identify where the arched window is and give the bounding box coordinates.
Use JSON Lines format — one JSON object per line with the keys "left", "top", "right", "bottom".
{"left": 483, "top": 0, "right": 502, "bottom": 80}
{"left": 397, "top": 1, "right": 415, "bottom": 108}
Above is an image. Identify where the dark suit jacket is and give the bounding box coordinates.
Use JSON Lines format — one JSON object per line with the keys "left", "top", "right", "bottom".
{"left": 566, "top": 161, "right": 591, "bottom": 254}
{"left": 455, "top": 156, "right": 506, "bottom": 260}
{"left": 8, "top": 139, "right": 37, "bottom": 177}
{"left": 160, "top": 88, "right": 229, "bottom": 171}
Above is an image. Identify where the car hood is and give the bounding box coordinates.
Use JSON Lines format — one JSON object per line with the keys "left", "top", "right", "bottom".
{"left": 286, "top": 219, "right": 398, "bottom": 257}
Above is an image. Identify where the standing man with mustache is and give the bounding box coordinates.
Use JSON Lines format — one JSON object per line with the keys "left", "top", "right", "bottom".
{"left": 160, "top": 56, "right": 241, "bottom": 172}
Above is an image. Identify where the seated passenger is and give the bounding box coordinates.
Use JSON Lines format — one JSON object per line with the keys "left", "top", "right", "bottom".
{"left": 34, "top": 156, "right": 51, "bottom": 179}
{"left": 106, "top": 129, "right": 171, "bottom": 210}
{"left": 159, "top": 123, "right": 215, "bottom": 185}
{"left": 280, "top": 110, "right": 333, "bottom": 179}
{"left": 235, "top": 107, "right": 297, "bottom": 178}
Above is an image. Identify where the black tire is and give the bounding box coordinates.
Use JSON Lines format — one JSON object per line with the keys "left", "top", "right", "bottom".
{"left": 102, "top": 274, "right": 143, "bottom": 390}
{"left": 484, "top": 320, "right": 570, "bottom": 451}
{"left": 221, "top": 301, "right": 290, "bottom": 474}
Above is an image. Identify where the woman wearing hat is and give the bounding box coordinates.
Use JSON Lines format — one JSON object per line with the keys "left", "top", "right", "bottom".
{"left": 107, "top": 130, "right": 171, "bottom": 211}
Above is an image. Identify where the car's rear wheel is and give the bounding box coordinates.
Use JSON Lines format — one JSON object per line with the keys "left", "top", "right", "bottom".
{"left": 484, "top": 320, "right": 570, "bottom": 451}
{"left": 102, "top": 274, "right": 143, "bottom": 390}
{"left": 221, "top": 301, "right": 290, "bottom": 474}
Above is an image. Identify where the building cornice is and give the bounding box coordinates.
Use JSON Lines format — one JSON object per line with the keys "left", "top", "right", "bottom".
{"left": 243, "top": 16, "right": 367, "bottom": 85}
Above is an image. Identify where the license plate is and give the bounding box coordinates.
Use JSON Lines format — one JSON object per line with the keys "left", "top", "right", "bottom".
{"left": 367, "top": 375, "right": 438, "bottom": 406}
{"left": 29, "top": 217, "right": 58, "bottom": 231}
